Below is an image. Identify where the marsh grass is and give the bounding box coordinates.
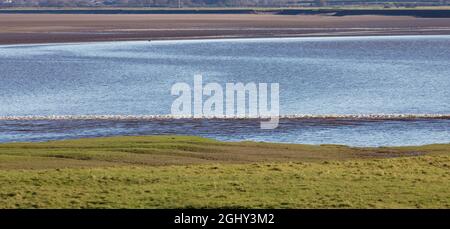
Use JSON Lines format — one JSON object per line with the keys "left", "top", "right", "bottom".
{"left": 0, "top": 136, "right": 448, "bottom": 208}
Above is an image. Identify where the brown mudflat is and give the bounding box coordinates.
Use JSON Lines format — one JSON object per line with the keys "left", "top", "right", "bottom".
{"left": 1, "top": 14, "right": 450, "bottom": 44}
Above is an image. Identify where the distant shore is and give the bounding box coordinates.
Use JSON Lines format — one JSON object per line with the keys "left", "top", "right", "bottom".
{"left": 1, "top": 13, "right": 450, "bottom": 45}
{"left": 1, "top": 7, "right": 450, "bottom": 17}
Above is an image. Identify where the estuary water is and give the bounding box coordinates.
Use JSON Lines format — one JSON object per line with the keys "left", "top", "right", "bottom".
{"left": 0, "top": 35, "right": 449, "bottom": 146}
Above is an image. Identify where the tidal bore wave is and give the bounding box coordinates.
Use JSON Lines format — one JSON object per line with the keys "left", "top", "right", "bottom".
{"left": 1, "top": 114, "right": 449, "bottom": 121}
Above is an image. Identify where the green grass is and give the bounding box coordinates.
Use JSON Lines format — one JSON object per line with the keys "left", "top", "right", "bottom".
{"left": 0, "top": 136, "right": 449, "bottom": 208}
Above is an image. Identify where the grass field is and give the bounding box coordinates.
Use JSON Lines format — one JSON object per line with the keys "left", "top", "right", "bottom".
{"left": 0, "top": 136, "right": 449, "bottom": 208}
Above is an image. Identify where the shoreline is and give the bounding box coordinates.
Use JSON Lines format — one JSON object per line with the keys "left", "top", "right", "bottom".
{"left": 1, "top": 7, "right": 450, "bottom": 17}
{"left": 2, "top": 29, "right": 450, "bottom": 45}
{"left": 1, "top": 134, "right": 449, "bottom": 148}
{"left": 2, "top": 14, "right": 450, "bottom": 45}
{"left": 2, "top": 32, "right": 450, "bottom": 46}
{"left": 1, "top": 118, "right": 449, "bottom": 146}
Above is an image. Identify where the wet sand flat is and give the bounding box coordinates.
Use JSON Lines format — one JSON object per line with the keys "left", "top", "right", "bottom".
{"left": 1, "top": 14, "right": 450, "bottom": 44}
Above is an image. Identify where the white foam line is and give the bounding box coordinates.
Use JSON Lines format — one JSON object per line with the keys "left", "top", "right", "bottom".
{"left": 0, "top": 114, "right": 449, "bottom": 121}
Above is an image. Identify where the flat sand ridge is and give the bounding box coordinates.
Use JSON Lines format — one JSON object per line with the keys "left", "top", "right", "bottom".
{"left": 2, "top": 14, "right": 450, "bottom": 44}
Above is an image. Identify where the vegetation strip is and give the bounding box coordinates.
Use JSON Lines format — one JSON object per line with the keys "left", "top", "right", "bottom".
{"left": 0, "top": 136, "right": 449, "bottom": 208}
